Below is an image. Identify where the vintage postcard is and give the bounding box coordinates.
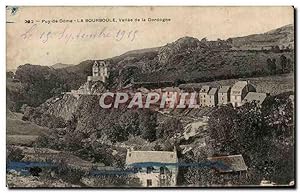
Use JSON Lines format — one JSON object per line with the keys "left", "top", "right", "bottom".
{"left": 6, "top": 6, "right": 295, "bottom": 188}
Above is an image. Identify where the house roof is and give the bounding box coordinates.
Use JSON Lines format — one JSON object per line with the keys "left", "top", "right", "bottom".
{"left": 163, "top": 87, "right": 181, "bottom": 92}
{"left": 230, "top": 81, "right": 248, "bottom": 95}
{"left": 218, "top": 86, "right": 230, "bottom": 93}
{"left": 179, "top": 84, "right": 202, "bottom": 92}
{"left": 208, "top": 88, "right": 218, "bottom": 95}
{"left": 126, "top": 150, "right": 177, "bottom": 166}
{"left": 242, "top": 92, "right": 267, "bottom": 105}
{"left": 207, "top": 154, "right": 248, "bottom": 173}
{"left": 93, "top": 60, "right": 106, "bottom": 67}
{"left": 200, "top": 86, "right": 210, "bottom": 93}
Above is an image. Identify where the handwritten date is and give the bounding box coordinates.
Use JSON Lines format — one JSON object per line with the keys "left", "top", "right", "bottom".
{"left": 20, "top": 24, "right": 138, "bottom": 44}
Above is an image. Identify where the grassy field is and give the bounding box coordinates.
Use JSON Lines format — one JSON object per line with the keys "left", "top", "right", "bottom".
{"left": 7, "top": 111, "right": 48, "bottom": 145}
{"left": 180, "top": 73, "right": 294, "bottom": 95}
{"left": 7, "top": 135, "right": 40, "bottom": 145}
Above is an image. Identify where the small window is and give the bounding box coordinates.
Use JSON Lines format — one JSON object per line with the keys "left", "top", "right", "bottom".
{"left": 147, "top": 167, "right": 153, "bottom": 174}
{"left": 147, "top": 179, "right": 152, "bottom": 187}
{"left": 160, "top": 167, "right": 165, "bottom": 175}
{"left": 133, "top": 167, "right": 140, "bottom": 173}
{"left": 128, "top": 153, "right": 131, "bottom": 157}
{"left": 160, "top": 179, "right": 166, "bottom": 186}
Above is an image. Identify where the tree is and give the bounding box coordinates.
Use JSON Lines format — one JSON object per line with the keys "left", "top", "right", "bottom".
{"left": 201, "top": 37, "right": 207, "bottom": 42}
{"left": 107, "top": 124, "right": 129, "bottom": 143}
{"left": 6, "top": 71, "right": 14, "bottom": 79}
{"left": 279, "top": 55, "right": 287, "bottom": 73}
{"left": 262, "top": 93, "right": 294, "bottom": 138}
{"left": 207, "top": 93, "right": 294, "bottom": 185}
{"left": 118, "top": 111, "right": 140, "bottom": 136}
{"left": 287, "top": 58, "right": 293, "bottom": 71}
{"left": 139, "top": 110, "right": 157, "bottom": 142}
{"left": 271, "top": 45, "right": 281, "bottom": 53}
{"left": 156, "top": 117, "right": 183, "bottom": 140}
{"left": 226, "top": 38, "right": 233, "bottom": 44}
{"left": 183, "top": 147, "right": 224, "bottom": 186}
{"left": 92, "top": 174, "right": 141, "bottom": 187}
{"left": 267, "top": 58, "right": 276, "bottom": 75}
{"left": 208, "top": 104, "right": 238, "bottom": 153}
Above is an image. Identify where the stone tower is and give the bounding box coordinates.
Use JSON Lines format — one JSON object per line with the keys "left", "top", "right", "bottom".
{"left": 87, "top": 60, "right": 109, "bottom": 83}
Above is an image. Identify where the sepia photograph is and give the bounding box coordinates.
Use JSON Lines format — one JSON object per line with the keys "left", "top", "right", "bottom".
{"left": 5, "top": 6, "right": 295, "bottom": 188}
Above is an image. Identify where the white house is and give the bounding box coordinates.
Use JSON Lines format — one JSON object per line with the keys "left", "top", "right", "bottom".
{"left": 125, "top": 149, "right": 178, "bottom": 187}
{"left": 207, "top": 88, "right": 218, "bottom": 107}
{"left": 218, "top": 86, "right": 231, "bottom": 105}
{"left": 199, "top": 86, "right": 210, "bottom": 107}
{"left": 230, "top": 81, "right": 256, "bottom": 107}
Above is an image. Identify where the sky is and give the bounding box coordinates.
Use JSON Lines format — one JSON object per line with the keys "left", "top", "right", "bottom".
{"left": 6, "top": 6, "right": 294, "bottom": 69}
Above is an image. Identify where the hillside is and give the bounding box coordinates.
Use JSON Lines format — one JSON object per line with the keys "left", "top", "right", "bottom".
{"left": 180, "top": 73, "right": 294, "bottom": 95}
{"left": 7, "top": 110, "right": 48, "bottom": 145}
{"left": 9, "top": 24, "right": 294, "bottom": 110}
{"left": 64, "top": 24, "right": 294, "bottom": 84}
{"left": 231, "top": 24, "right": 294, "bottom": 50}
{"left": 7, "top": 78, "right": 26, "bottom": 111}
{"left": 51, "top": 63, "right": 73, "bottom": 69}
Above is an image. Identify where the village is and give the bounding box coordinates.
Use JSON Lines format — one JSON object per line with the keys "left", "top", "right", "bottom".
{"left": 63, "top": 60, "right": 280, "bottom": 187}
{"left": 69, "top": 60, "right": 269, "bottom": 109}
{"left": 6, "top": 6, "right": 295, "bottom": 189}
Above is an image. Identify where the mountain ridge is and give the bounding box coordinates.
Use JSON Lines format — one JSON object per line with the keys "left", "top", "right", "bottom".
{"left": 9, "top": 24, "right": 294, "bottom": 109}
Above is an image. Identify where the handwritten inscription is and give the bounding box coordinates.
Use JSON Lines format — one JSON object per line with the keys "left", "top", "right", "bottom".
{"left": 20, "top": 24, "right": 139, "bottom": 44}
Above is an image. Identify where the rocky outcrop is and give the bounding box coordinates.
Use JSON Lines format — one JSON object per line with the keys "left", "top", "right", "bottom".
{"left": 158, "top": 37, "right": 201, "bottom": 65}
{"left": 38, "top": 81, "right": 106, "bottom": 121}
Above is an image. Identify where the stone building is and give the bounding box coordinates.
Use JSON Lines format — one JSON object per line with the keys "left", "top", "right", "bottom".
{"left": 207, "top": 88, "right": 218, "bottom": 107}
{"left": 199, "top": 86, "right": 210, "bottom": 107}
{"left": 69, "top": 61, "right": 108, "bottom": 97}
{"left": 208, "top": 154, "right": 248, "bottom": 182}
{"left": 218, "top": 86, "right": 231, "bottom": 105}
{"left": 230, "top": 81, "right": 256, "bottom": 107}
{"left": 125, "top": 149, "right": 178, "bottom": 187}
{"left": 87, "top": 60, "right": 109, "bottom": 83}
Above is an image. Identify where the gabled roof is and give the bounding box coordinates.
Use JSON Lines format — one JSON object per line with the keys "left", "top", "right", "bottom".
{"left": 93, "top": 60, "right": 106, "bottom": 67}
{"left": 218, "top": 86, "right": 230, "bottom": 93}
{"left": 208, "top": 88, "right": 218, "bottom": 95}
{"left": 230, "top": 81, "right": 248, "bottom": 94}
{"left": 200, "top": 86, "right": 210, "bottom": 93}
{"left": 179, "top": 84, "right": 202, "bottom": 92}
{"left": 126, "top": 150, "right": 177, "bottom": 166}
{"left": 242, "top": 92, "right": 267, "bottom": 105}
{"left": 207, "top": 154, "right": 247, "bottom": 173}
{"left": 163, "top": 87, "right": 181, "bottom": 92}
